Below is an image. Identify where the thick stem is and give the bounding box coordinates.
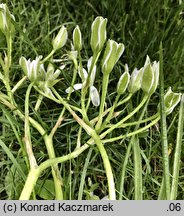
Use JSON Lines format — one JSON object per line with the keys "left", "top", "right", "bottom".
{"left": 19, "top": 168, "right": 40, "bottom": 200}
{"left": 19, "top": 142, "right": 91, "bottom": 200}
{"left": 91, "top": 131, "right": 116, "bottom": 200}
{"left": 44, "top": 135, "right": 63, "bottom": 200}
{"left": 52, "top": 88, "right": 116, "bottom": 199}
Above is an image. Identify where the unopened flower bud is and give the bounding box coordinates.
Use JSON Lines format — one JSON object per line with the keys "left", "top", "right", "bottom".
{"left": 73, "top": 25, "right": 82, "bottom": 51}
{"left": 128, "top": 68, "right": 143, "bottom": 94}
{"left": 117, "top": 64, "right": 130, "bottom": 95}
{"left": 90, "top": 16, "right": 107, "bottom": 54}
{"left": 0, "top": 3, "right": 15, "bottom": 35}
{"left": 52, "top": 26, "right": 68, "bottom": 51}
{"left": 141, "top": 56, "right": 159, "bottom": 95}
{"left": 163, "top": 87, "right": 181, "bottom": 115}
{"left": 101, "top": 39, "right": 124, "bottom": 75}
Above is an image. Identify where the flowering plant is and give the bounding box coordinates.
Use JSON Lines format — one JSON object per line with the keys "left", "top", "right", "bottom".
{"left": 0, "top": 4, "right": 182, "bottom": 200}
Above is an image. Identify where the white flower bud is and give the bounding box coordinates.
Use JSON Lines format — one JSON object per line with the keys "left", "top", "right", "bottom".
{"left": 73, "top": 25, "right": 82, "bottom": 51}
{"left": 52, "top": 26, "right": 68, "bottom": 51}
{"left": 0, "top": 3, "right": 15, "bottom": 35}
{"left": 163, "top": 87, "right": 181, "bottom": 115}
{"left": 128, "top": 67, "right": 143, "bottom": 94}
{"left": 101, "top": 39, "right": 124, "bottom": 75}
{"left": 90, "top": 16, "right": 107, "bottom": 54}
{"left": 141, "top": 55, "right": 159, "bottom": 95}
{"left": 117, "top": 64, "right": 130, "bottom": 95}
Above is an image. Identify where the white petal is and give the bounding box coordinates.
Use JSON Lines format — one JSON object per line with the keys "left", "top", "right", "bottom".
{"left": 78, "top": 67, "right": 88, "bottom": 80}
{"left": 90, "top": 86, "right": 100, "bottom": 107}
{"left": 87, "top": 56, "right": 93, "bottom": 72}
{"left": 65, "top": 83, "right": 83, "bottom": 93}
{"left": 87, "top": 57, "right": 97, "bottom": 85}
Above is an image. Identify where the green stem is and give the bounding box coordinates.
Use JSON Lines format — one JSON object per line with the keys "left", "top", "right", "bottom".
{"left": 170, "top": 94, "right": 184, "bottom": 199}
{"left": 117, "top": 93, "right": 132, "bottom": 107}
{"left": 12, "top": 76, "right": 27, "bottom": 94}
{"left": 51, "top": 88, "right": 116, "bottom": 199}
{"left": 19, "top": 109, "right": 160, "bottom": 200}
{"left": 19, "top": 168, "right": 40, "bottom": 200}
{"left": 81, "top": 53, "right": 99, "bottom": 123}
{"left": 96, "top": 73, "right": 110, "bottom": 131}
{"left": 90, "top": 93, "right": 132, "bottom": 126}
{"left": 103, "top": 116, "right": 160, "bottom": 143}
{"left": 41, "top": 49, "right": 55, "bottom": 63}
{"left": 26, "top": 85, "right": 63, "bottom": 199}
{"left": 6, "top": 34, "right": 12, "bottom": 69}
{"left": 133, "top": 135, "right": 142, "bottom": 200}
{"left": 91, "top": 131, "right": 116, "bottom": 200}
{"left": 35, "top": 94, "right": 43, "bottom": 111}
{"left": 0, "top": 88, "right": 63, "bottom": 199}
{"left": 101, "top": 94, "right": 120, "bottom": 130}
{"left": 2, "top": 35, "right": 14, "bottom": 105}
{"left": 19, "top": 141, "right": 92, "bottom": 200}
{"left": 44, "top": 134, "right": 63, "bottom": 200}
{"left": 119, "top": 113, "right": 159, "bottom": 128}
{"left": 100, "top": 94, "right": 148, "bottom": 138}
{"left": 117, "top": 98, "right": 150, "bottom": 200}
{"left": 159, "top": 42, "right": 170, "bottom": 199}
{"left": 25, "top": 83, "right": 38, "bottom": 169}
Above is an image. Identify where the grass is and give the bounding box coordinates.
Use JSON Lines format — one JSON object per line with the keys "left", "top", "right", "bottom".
{"left": 0, "top": 0, "right": 184, "bottom": 200}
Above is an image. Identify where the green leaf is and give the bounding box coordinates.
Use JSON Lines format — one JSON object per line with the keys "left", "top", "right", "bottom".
{"left": 35, "top": 179, "right": 55, "bottom": 200}
{"left": 5, "top": 161, "right": 27, "bottom": 199}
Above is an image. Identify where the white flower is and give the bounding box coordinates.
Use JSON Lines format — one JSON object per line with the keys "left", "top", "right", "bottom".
{"left": 19, "top": 56, "right": 42, "bottom": 82}
{"left": 20, "top": 56, "right": 64, "bottom": 98}
{"left": 65, "top": 57, "right": 100, "bottom": 106}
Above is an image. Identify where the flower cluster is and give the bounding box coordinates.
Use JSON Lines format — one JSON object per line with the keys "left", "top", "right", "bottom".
{"left": 19, "top": 56, "right": 64, "bottom": 97}
{"left": 18, "top": 15, "right": 181, "bottom": 114}
{"left": 65, "top": 57, "right": 100, "bottom": 107}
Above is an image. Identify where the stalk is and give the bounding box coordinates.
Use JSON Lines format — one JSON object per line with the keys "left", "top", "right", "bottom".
{"left": 133, "top": 135, "right": 142, "bottom": 200}
{"left": 101, "top": 94, "right": 120, "bottom": 130}
{"left": 96, "top": 73, "right": 110, "bottom": 131}
{"left": 81, "top": 52, "right": 100, "bottom": 123}
{"left": 41, "top": 49, "right": 55, "bottom": 63}
{"left": 19, "top": 142, "right": 92, "bottom": 200}
{"left": 100, "top": 94, "right": 148, "bottom": 138}
{"left": 159, "top": 42, "right": 170, "bottom": 199}
{"left": 25, "top": 84, "right": 63, "bottom": 199}
{"left": 91, "top": 131, "right": 116, "bottom": 200}
{"left": 52, "top": 88, "right": 116, "bottom": 199}
{"left": 170, "top": 94, "right": 184, "bottom": 199}
{"left": 103, "top": 116, "right": 160, "bottom": 143}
